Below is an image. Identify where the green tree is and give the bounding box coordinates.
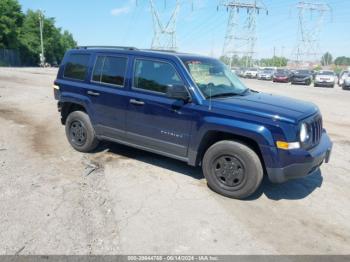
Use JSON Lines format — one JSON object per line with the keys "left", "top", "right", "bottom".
{"left": 259, "top": 56, "right": 288, "bottom": 67}
{"left": 334, "top": 56, "right": 350, "bottom": 66}
{"left": 321, "top": 52, "right": 333, "bottom": 66}
{"left": 19, "top": 10, "right": 76, "bottom": 65}
{"left": 0, "top": 0, "right": 24, "bottom": 49}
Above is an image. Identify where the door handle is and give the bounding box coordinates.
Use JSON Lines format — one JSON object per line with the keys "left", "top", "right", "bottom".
{"left": 130, "top": 99, "right": 145, "bottom": 106}
{"left": 87, "top": 90, "right": 100, "bottom": 96}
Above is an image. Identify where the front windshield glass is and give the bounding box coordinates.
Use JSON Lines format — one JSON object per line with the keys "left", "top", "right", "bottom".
{"left": 182, "top": 58, "right": 248, "bottom": 99}
{"left": 296, "top": 70, "right": 310, "bottom": 74}
{"left": 319, "top": 71, "right": 334, "bottom": 76}
{"left": 276, "top": 69, "right": 286, "bottom": 74}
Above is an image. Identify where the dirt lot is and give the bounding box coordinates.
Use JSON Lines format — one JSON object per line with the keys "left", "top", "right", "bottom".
{"left": 0, "top": 67, "right": 350, "bottom": 255}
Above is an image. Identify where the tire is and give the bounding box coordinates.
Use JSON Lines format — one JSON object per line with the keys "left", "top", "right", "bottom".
{"left": 202, "top": 140, "right": 263, "bottom": 199}
{"left": 65, "top": 111, "right": 99, "bottom": 152}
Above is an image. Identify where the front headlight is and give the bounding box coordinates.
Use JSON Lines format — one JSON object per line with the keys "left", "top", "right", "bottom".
{"left": 300, "top": 123, "right": 310, "bottom": 142}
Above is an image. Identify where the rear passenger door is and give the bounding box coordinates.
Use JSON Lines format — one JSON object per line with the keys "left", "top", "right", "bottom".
{"left": 88, "top": 54, "right": 129, "bottom": 138}
{"left": 125, "top": 58, "right": 194, "bottom": 158}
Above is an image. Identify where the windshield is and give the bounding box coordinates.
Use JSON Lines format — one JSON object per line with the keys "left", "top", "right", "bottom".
{"left": 276, "top": 69, "right": 287, "bottom": 74}
{"left": 318, "top": 71, "right": 335, "bottom": 76}
{"left": 296, "top": 70, "right": 310, "bottom": 75}
{"left": 182, "top": 58, "right": 248, "bottom": 99}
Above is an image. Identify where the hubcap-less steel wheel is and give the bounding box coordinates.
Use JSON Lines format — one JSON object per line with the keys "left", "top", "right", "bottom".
{"left": 69, "top": 120, "right": 87, "bottom": 146}
{"left": 212, "top": 155, "right": 246, "bottom": 188}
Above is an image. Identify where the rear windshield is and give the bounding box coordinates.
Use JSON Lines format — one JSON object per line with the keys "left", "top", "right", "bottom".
{"left": 63, "top": 53, "right": 90, "bottom": 81}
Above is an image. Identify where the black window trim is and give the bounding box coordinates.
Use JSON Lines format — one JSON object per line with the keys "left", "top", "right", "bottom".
{"left": 63, "top": 53, "right": 91, "bottom": 82}
{"left": 131, "top": 57, "right": 187, "bottom": 96}
{"left": 90, "top": 54, "right": 129, "bottom": 89}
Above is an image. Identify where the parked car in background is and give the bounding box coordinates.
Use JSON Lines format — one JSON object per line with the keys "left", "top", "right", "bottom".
{"left": 273, "top": 69, "right": 290, "bottom": 83}
{"left": 314, "top": 71, "right": 336, "bottom": 88}
{"left": 338, "top": 70, "right": 349, "bottom": 87}
{"left": 243, "top": 68, "right": 258, "bottom": 78}
{"left": 231, "top": 67, "right": 240, "bottom": 75}
{"left": 342, "top": 73, "right": 350, "bottom": 90}
{"left": 257, "top": 68, "right": 274, "bottom": 80}
{"left": 290, "top": 70, "right": 313, "bottom": 86}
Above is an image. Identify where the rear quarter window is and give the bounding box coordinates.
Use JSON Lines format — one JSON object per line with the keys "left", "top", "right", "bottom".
{"left": 63, "top": 54, "right": 91, "bottom": 81}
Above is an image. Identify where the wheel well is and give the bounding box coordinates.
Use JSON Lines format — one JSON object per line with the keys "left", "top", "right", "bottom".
{"left": 60, "top": 102, "right": 86, "bottom": 125}
{"left": 196, "top": 131, "right": 265, "bottom": 170}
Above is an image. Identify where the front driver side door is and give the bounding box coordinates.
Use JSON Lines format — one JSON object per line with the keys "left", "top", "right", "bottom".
{"left": 125, "top": 58, "right": 195, "bottom": 159}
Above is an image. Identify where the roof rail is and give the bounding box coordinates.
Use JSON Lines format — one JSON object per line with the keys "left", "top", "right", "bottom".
{"left": 145, "top": 49, "right": 178, "bottom": 53}
{"left": 76, "top": 46, "right": 139, "bottom": 51}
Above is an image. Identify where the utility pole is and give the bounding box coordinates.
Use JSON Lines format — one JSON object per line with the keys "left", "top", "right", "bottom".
{"left": 149, "top": 0, "right": 180, "bottom": 51}
{"left": 218, "top": 0, "right": 268, "bottom": 69}
{"left": 293, "top": 1, "right": 332, "bottom": 65}
{"left": 38, "top": 10, "right": 45, "bottom": 67}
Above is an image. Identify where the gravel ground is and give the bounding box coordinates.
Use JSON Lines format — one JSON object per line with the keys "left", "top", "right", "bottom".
{"left": 0, "top": 67, "right": 349, "bottom": 255}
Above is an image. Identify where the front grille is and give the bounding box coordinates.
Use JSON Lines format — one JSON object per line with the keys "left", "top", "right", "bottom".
{"left": 308, "top": 115, "right": 323, "bottom": 148}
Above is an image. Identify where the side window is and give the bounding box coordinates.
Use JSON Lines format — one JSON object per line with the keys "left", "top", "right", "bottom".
{"left": 63, "top": 54, "right": 90, "bottom": 81}
{"left": 92, "top": 56, "right": 127, "bottom": 86}
{"left": 133, "top": 59, "right": 183, "bottom": 93}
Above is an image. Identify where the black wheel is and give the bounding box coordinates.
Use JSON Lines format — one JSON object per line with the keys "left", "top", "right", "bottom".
{"left": 202, "top": 140, "right": 263, "bottom": 199}
{"left": 65, "top": 111, "right": 99, "bottom": 152}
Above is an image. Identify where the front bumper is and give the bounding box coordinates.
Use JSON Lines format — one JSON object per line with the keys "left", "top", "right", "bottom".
{"left": 292, "top": 78, "right": 310, "bottom": 84}
{"left": 266, "top": 132, "right": 333, "bottom": 183}
{"left": 273, "top": 77, "right": 289, "bottom": 82}
{"left": 259, "top": 76, "right": 272, "bottom": 80}
{"left": 315, "top": 81, "right": 334, "bottom": 87}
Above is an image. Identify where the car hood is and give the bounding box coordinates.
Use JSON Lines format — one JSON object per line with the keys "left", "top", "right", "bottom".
{"left": 211, "top": 92, "right": 318, "bottom": 124}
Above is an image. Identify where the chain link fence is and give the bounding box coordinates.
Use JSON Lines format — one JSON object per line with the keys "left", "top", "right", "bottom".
{"left": 0, "top": 49, "right": 21, "bottom": 66}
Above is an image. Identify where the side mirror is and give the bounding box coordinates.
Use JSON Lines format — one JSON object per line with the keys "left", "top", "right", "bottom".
{"left": 166, "top": 84, "right": 190, "bottom": 101}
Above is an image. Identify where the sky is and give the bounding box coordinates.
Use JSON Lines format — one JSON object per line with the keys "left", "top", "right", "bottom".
{"left": 18, "top": 0, "right": 350, "bottom": 59}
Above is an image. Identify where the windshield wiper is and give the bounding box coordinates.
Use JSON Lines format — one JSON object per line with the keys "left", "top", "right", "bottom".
{"left": 207, "top": 92, "right": 241, "bottom": 99}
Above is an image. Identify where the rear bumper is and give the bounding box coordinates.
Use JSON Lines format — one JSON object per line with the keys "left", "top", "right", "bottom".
{"left": 266, "top": 132, "right": 333, "bottom": 183}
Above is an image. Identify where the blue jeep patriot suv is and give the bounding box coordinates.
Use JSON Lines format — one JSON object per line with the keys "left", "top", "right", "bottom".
{"left": 53, "top": 46, "right": 333, "bottom": 199}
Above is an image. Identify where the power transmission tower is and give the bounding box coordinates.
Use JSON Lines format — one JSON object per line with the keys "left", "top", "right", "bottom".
{"left": 219, "top": 0, "right": 268, "bottom": 68}
{"left": 149, "top": 0, "right": 180, "bottom": 51}
{"left": 293, "top": 1, "right": 332, "bottom": 64}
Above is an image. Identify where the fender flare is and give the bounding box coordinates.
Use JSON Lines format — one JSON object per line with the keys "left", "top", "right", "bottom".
{"left": 59, "top": 92, "right": 95, "bottom": 124}
{"left": 188, "top": 116, "right": 275, "bottom": 166}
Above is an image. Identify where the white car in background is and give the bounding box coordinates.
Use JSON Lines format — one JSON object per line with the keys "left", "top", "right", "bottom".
{"left": 243, "top": 68, "right": 258, "bottom": 78}
{"left": 257, "top": 69, "right": 275, "bottom": 80}
{"left": 314, "top": 70, "right": 336, "bottom": 88}
{"left": 338, "top": 70, "right": 349, "bottom": 86}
